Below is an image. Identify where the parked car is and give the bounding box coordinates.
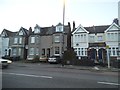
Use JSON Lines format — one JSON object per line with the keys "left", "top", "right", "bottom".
{"left": 48, "top": 56, "right": 61, "bottom": 64}
{"left": 39, "top": 55, "right": 48, "bottom": 62}
{"left": 0, "top": 59, "right": 12, "bottom": 69}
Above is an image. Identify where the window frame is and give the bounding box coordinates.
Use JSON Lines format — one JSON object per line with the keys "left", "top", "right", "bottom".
{"left": 14, "top": 37, "right": 18, "bottom": 44}
{"left": 19, "top": 37, "right": 22, "bottom": 44}
{"left": 30, "top": 36, "right": 35, "bottom": 43}
{"left": 55, "top": 47, "right": 60, "bottom": 55}
{"left": 54, "top": 35, "right": 60, "bottom": 43}
{"left": 97, "top": 36, "right": 103, "bottom": 41}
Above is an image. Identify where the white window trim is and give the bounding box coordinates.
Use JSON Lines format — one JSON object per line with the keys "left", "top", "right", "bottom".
{"left": 34, "top": 28, "right": 40, "bottom": 33}
{"left": 98, "top": 36, "right": 103, "bottom": 41}
{"left": 14, "top": 38, "right": 18, "bottom": 44}
{"left": 19, "top": 37, "right": 22, "bottom": 44}
{"left": 31, "top": 37, "right": 35, "bottom": 43}
{"left": 54, "top": 35, "right": 60, "bottom": 43}
{"left": 56, "top": 26, "right": 63, "bottom": 32}
{"left": 54, "top": 47, "right": 60, "bottom": 55}
{"left": 74, "top": 48, "right": 87, "bottom": 56}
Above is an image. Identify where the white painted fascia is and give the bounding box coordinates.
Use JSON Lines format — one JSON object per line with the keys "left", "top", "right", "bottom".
{"left": 72, "top": 24, "right": 89, "bottom": 35}
{"left": 104, "top": 22, "right": 120, "bottom": 33}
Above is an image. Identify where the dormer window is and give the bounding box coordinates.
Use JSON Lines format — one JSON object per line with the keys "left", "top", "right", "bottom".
{"left": 56, "top": 23, "right": 63, "bottom": 32}
{"left": 56, "top": 26, "right": 63, "bottom": 32}
{"left": 34, "top": 24, "right": 41, "bottom": 34}
{"left": 34, "top": 28, "right": 40, "bottom": 33}
{"left": 19, "top": 30, "right": 23, "bottom": 35}
{"left": 1, "top": 31, "right": 6, "bottom": 37}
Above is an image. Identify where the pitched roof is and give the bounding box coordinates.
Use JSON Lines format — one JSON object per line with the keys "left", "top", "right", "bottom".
{"left": 84, "top": 25, "right": 110, "bottom": 34}
{"left": 31, "top": 25, "right": 70, "bottom": 35}
{"left": 17, "top": 27, "right": 28, "bottom": 36}
{"left": 1, "top": 29, "right": 17, "bottom": 37}
{"left": 34, "top": 24, "right": 41, "bottom": 29}
{"left": 56, "top": 23, "right": 63, "bottom": 26}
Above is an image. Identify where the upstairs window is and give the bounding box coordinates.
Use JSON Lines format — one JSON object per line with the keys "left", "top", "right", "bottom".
{"left": 84, "top": 34, "right": 86, "bottom": 41}
{"left": 19, "top": 37, "right": 22, "bottom": 44}
{"left": 54, "top": 35, "right": 60, "bottom": 43}
{"left": 14, "top": 38, "right": 18, "bottom": 44}
{"left": 98, "top": 36, "right": 103, "bottom": 41}
{"left": 36, "top": 36, "right": 39, "bottom": 44}
{"left": 90, "top": 36, "right": 94, "bottom": 42}
{"left": 30, "top": 36, "right": 35, "bottom": 43}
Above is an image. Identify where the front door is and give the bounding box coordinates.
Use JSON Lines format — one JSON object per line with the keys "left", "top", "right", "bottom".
{"left": 90, "top": 48, "right": 97, "bottom": 61}
{"left": 8, "top": 49, "right": 11, "bottom": 57}
{"left": 98, "top": 48, "right": 106, "bottom": 63}
{"left": 47, "top": 48, "right": 50, "bottom": 57}
{"left": 98, "top": 49, "right": 103, "bottom": 62}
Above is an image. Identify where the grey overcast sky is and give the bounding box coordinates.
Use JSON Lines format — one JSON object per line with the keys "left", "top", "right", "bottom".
{"left": 0, "top": 0, "right": 119, "bottom": 33}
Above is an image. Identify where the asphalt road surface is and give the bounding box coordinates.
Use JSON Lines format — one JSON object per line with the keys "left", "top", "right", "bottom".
{"left": 1, "top": 62, "right": 119, "bottom": 88}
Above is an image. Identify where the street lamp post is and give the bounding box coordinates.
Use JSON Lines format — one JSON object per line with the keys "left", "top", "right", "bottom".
{"left": 63, "top": 0, "right": 65, "bottom": 28}
{"left": 62, "top": 0, "right": 65, "bottom": 53}
{"left": 61, "top": 0, "right": 65, "bottom": 67}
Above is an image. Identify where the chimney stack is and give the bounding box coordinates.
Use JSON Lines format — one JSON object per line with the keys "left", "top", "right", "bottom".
{"left": 113, "top": 18, "right": 119, "bottom": 25}
{"left": 73, "top": 21, "right": 75, "bottom": 31}
{"left": 29, "top": 27, "right": 32, "bottom": 35}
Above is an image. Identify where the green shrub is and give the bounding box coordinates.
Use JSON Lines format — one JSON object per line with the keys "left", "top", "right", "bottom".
{"left": 62, "top": 48, "right": 77, "bottom": 65}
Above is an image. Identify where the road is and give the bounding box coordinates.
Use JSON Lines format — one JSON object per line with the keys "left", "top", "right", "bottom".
{"left": 1, "top": 62, "right": 119, "bottom": 88}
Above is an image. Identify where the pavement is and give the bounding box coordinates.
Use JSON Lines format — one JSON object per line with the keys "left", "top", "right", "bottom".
{"left": 57, "top": 65, "right": 120, "bottom": 72}
{"left": 12, "top": 61, "right": 120, "bottom": 72}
